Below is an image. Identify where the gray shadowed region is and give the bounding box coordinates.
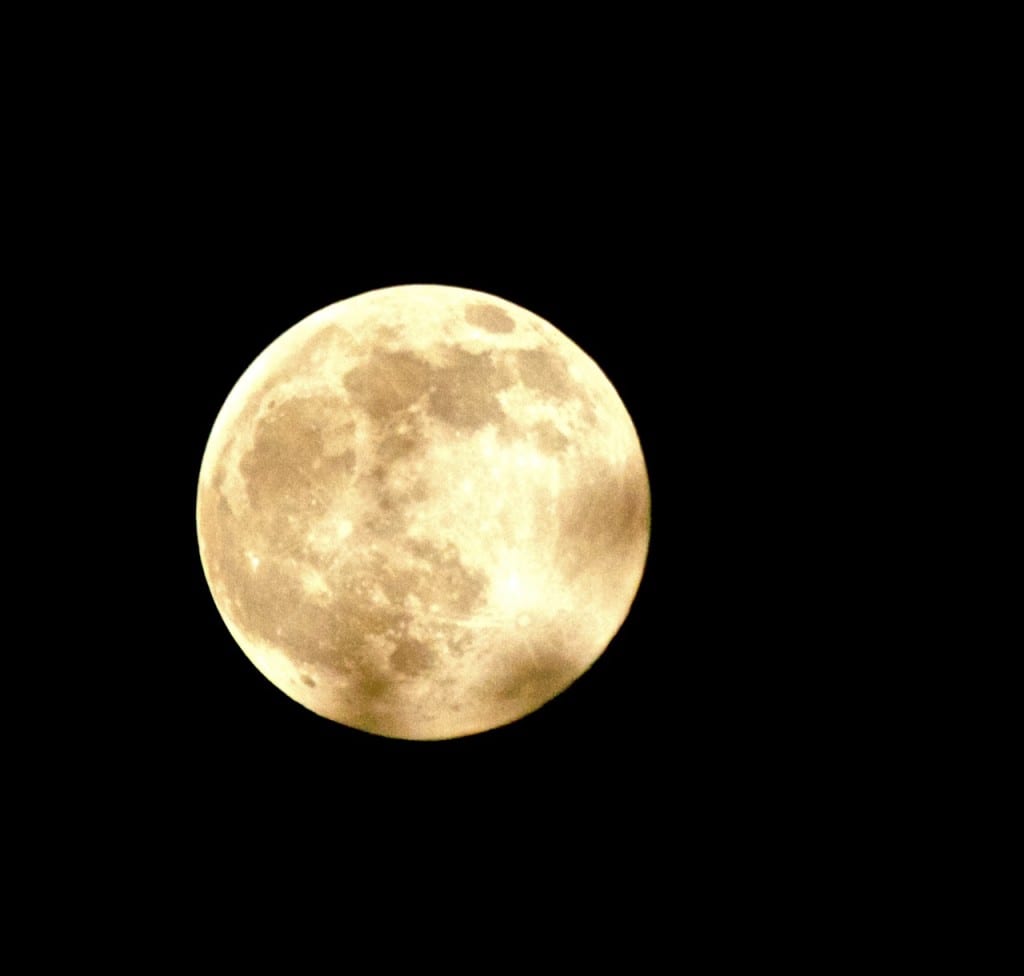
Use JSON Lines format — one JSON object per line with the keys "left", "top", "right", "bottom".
{"left": 465, "top": 302, "right": 517, "bottom": 333}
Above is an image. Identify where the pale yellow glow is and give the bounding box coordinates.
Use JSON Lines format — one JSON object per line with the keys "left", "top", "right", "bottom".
{"left": 196, "top": 284, "right": 650, "bottom": 740}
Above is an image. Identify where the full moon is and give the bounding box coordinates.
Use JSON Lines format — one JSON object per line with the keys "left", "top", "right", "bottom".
{"left": 196, "top": 284, "right": 650, "bottom": 740}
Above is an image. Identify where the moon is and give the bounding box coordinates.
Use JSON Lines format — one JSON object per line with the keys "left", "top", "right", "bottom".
{"left": 196, "top": 284, "right": 650, "bottom": 740}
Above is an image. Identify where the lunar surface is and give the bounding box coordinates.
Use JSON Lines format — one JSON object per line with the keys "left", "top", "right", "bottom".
{"left": 196, "top": 285, "right": 650, "bottom": 740}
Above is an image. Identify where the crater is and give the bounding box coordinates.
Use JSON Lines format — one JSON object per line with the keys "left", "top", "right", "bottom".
{"left": 516, "top": 348, "right": 573, "bottom": 400}
{"left": 465, "top": 302, "right": 516, "bottom": 333}
{"left": 343, "top": 349, "right": 435, "bottom": 420}
{"left": 239, "top": 395, "right": 350, "bottom": 513}
{"left": 428, "top": 387, "right": 506, "bottom": 431}
{"left": 390, "top": 637, "right": 437, "bottom": 676}
{"left": 212, "top": 543, "right": 342, "bottom": 664}
{"left": 492, "top": 644, "right": 575, "bottom": 704}
{"left": 425, "top": 347, "right": 515, "bottom": 432}
{"left": 532, "top": 419, "right": 570, "bottom": 454}
{"left": 353, "top": 672, "right": 393, "bottom": 703}
{"left": 375, "top": 424, "right": 423, "bottom": 467}
{"left": 405, "top": 538, "right": 488, "bottom": 616}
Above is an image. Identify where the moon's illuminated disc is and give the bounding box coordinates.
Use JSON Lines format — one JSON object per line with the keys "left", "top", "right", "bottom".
{"left": 196, "top": 285, "right": 650, "bottom": 740}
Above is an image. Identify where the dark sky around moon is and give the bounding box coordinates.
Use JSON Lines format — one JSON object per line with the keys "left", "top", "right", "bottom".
{"left": 173, "top": 206, "right": 674, "bottom": 797}
{"left": 74, "top": 160, "right": 715, "bottom": 870}
{"left": 47, "top": 112, "right": 865, "bottom": 948}
{"left": 27, "top": 45, "right": 845, "bottom": 936}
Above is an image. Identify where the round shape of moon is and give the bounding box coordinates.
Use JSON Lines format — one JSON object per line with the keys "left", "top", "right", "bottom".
{"left": 196, "top": 285, "right": 650, "bottom": 740}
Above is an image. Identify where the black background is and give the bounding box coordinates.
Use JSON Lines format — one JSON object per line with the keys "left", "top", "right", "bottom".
{"left": 79, "top": 157, "right": 702, "bottom": 868}
{"left": 15, "top": 21, "right": 902, "bottom": 953}
{"left": 48, "top": 77, "right": 776, "bottom": 909}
